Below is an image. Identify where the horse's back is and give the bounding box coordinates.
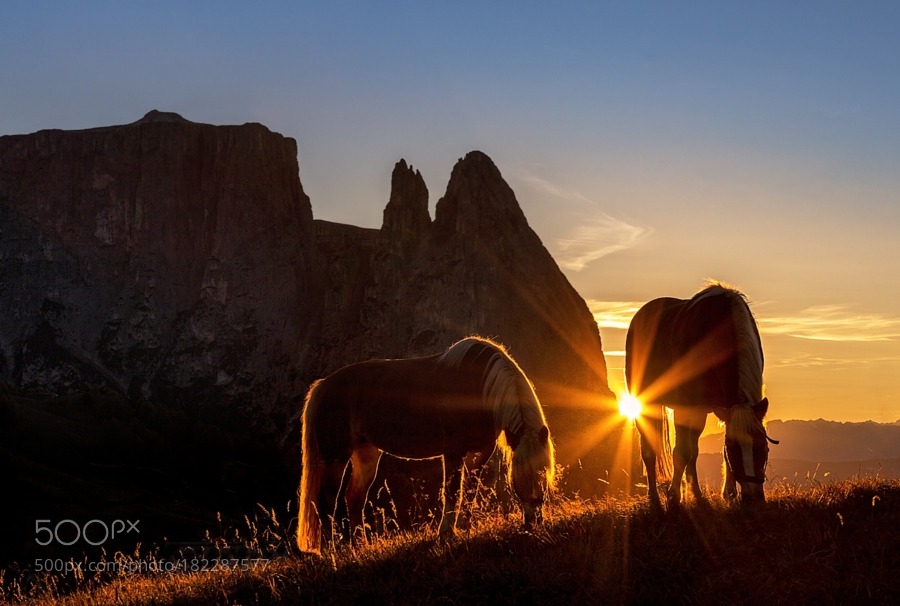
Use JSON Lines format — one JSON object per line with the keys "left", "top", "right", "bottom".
{"left": 625, "top": 297, "right": 685, "bottom": 399}
{"left": 308, "top": 354, "right": 495, "bottom": 460}
{"left": 627, "top": 287, "right": 753, "bottom": 410}
{"left": 676, "top": 287, "right": 738, "bottom": 348}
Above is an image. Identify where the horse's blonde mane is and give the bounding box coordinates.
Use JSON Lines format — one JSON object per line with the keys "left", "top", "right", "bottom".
{"left": 725, "top": 403, "right": 765, "bottom": 445}
{"left": 697, "top": 280, "right": 764, "bottom": 407}
{"left": 510, "top": 422, "right": 556, "bottom": 495}
{"left": 438, "top": 337, "right": 542, "bottom": 433}
{"left": 439, "top": 336, "right": 555, "bottom": 490}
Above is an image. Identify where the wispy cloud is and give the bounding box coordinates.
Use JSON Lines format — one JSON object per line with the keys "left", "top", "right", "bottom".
{"left": 555, "top": 214, "right": 649, "bottom": 271}
{"left": 758, "top": 305, "right": 900, "bottom": 342}
{"left": 586, "top": 300, "right": 643, "bottom": 330}
{"left": 769, "top": 352, "right": 900, "bottom": 369}
{"left": 519, "top": 173, "right": 585, "bottom": 203}
{"left": 520, "top": 173, "right": 651, "bottom": 271}
{"left": 589, "top": 300, "right": 900, "bottom": 343}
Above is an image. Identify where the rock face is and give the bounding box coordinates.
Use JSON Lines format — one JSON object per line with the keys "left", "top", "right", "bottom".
{"left": 0, "top": 113, "right": 627, "bottom": 494}
{"left": 0, "top": 111, "right": 319, "bottom": 434}
{"left": 313, "top": 153, "right": 622, "bottom": 492}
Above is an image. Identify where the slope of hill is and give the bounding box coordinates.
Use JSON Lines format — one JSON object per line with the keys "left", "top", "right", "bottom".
{"left": 9, "top": 478, "right": 899, "bottom": 605}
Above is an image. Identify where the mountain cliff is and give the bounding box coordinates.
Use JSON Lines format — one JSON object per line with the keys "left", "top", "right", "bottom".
{"left": 0, "top": 111, "right": 319, "bottom": 435}
{"left": 313, "top": 153, "right": 621, "bottom": 493}
{"left": 0, "top": 112, "right": 621, "bottom": 495}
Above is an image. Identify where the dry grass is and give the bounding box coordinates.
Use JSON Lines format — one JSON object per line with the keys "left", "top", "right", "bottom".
{"left": 4, "top": 477, "right": 899, "bottom": 605}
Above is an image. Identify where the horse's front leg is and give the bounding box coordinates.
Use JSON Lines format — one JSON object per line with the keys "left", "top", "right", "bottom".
{"left": 722, "top": 447, "right": 737, "bottom": 503}
{"left": 455, "top": 449, "right": 494, "bottom": 531}
{"left": 685, "top": 456, "right": 706, "bottom": 505}
{"left": 668, "top": 424, "right": 688, "bottom": 509}
{"left": 438, "top": 454, "right": 466, "bottom": 537}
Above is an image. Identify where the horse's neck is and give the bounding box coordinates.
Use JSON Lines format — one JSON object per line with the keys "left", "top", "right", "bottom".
{"left": 730, "top": 301, "right": 763, "bottom": 405}
{"left": 487, "top": 367, "right": 523, "bottom": 434}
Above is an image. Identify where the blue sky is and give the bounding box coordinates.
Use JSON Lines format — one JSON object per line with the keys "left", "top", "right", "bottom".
{"left": 3, "top": 2, "right": 899, "bottom": 423}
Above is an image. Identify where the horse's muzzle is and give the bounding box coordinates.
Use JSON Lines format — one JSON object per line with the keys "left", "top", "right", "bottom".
{"left": 740, "top": 481, "right": 766, "bottom": 504}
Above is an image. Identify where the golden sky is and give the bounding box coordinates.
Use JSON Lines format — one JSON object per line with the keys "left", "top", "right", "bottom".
{"left": 513, "top": 153, "right": 900, "bottom": 425}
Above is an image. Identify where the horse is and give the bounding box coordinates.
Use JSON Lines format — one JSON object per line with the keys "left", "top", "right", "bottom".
{"left": 296, "top": 336, "right": 555, "bottom": 552}
{"left": 625, "top": 282, "right": 778, "bottom": 511}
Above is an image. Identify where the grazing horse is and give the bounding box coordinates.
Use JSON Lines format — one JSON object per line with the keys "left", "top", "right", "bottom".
{"left": 625, "top": 282, "right": 777, "bottom": 511}
{"left": 297, "top": 336, "right": 555, "bottom": 552}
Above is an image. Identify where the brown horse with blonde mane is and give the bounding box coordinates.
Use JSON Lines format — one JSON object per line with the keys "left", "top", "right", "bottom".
{"left": 297, "top": 337, "right": 555, "bottom": 552}
{"left": 626, "top": 282, "right": 778, "bottom": 511}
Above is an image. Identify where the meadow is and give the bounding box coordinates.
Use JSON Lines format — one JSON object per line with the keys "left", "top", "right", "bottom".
{"left": 4, "top": 476, "right": 897, "bottom": 605}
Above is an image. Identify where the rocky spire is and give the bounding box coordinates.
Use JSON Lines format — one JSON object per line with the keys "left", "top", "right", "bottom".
{"left": 434, "top": 150, "right": 531, "bottom": 239}
{"left": 381, "top": 159, "right": 430, "bottom": 252}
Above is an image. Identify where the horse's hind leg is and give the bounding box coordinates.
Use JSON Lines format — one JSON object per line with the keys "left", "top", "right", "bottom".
{"left": 438, "top": 454, "right": 466, "bottom": 537}
{"left": 669, "top": 408, "right": 706, "bottom": 509}
{"left": 345, "top": 443, "right": 382, "bottom": 544}
{"left": 318, "top": 460, "right": 349, "bottom": 546}
{"left": 637, "top": 409, "right": 662, "bottom": 513}
{"left": 685, "top": 423, "right": 707, "bottom": 505}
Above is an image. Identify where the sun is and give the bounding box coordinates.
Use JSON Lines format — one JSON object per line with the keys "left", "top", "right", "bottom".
{"left": 618, "top": 393, "right": 643, "bottom": 420}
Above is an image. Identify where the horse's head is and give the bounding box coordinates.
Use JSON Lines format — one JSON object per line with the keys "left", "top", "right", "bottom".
{"left": 723, "top": 398, "right": 777, "bottom": 503}
{"left": 508, "top": 424, "right": 555, "bottom": 529}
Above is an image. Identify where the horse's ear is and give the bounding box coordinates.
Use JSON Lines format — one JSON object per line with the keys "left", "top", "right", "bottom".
{"left": 538, "top": 425, "right": 549, "bottom": 445}
{"left": 753, "top": 397, "right": 769, "bottom": 420}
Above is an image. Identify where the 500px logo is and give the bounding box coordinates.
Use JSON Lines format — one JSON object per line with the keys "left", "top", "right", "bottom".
{"left": 35, "top": 519, "right": 140, "bottom": 547}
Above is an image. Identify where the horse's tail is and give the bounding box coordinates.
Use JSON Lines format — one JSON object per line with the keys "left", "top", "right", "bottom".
{"left": 648, "top": 403, "right": 674, "bottom": 482}
{"left": 297, "top": 380, "right": 325, "bottom": 553}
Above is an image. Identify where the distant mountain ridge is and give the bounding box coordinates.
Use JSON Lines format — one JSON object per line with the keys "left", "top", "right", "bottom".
{"left": 694, "top": 419, "right": 900, "bottom": 488}
{"left": 700, "top": 419, "right": 900, "bottom": 461}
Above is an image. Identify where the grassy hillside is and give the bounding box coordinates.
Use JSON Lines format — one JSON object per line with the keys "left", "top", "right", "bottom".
{"left": 5, "top": 478, "right": 898, "bottom": 605}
